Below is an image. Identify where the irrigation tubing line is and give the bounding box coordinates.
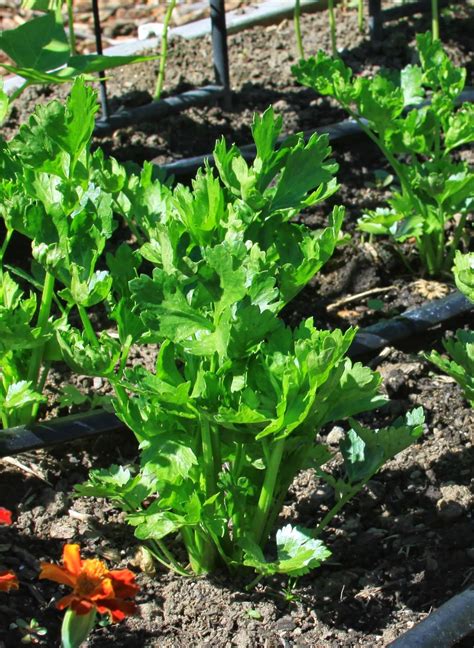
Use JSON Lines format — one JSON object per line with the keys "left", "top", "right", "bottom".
{"left": 387, "top": 585, "right": 474, "bottom": 647}
{"left": 94, "top": 85, "right": 226, "bottom": 135}
{"left": 154, "top": 88, "right": 474, "bottom": 177}
{"left": 0, "top": 290, "right": 471, "bottom": 458}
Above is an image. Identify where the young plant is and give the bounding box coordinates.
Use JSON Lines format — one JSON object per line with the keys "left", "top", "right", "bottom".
{"left": 0, "top": 78, "right": 130, "bottom": 427}
{"left": 0, "top": 9, "right": 156, "bottom": 101}
{"left": 293, "top": 32, "right": 474, "bottom": 276}
{"left": 74, "top": 105, "right": 424, "bottom": 581}
{"left": 426, "top": 251, "right": 474, "bottom": 406}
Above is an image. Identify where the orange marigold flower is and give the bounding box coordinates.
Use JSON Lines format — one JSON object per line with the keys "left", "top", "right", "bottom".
{"left": 0, "top": 508, "right": 13, "bottom": 525}
{"left": 39, "top": 544, "right": 139, "bottom": 622}
{"left": 0, "top": 570, "right": 19, "bottom": 592}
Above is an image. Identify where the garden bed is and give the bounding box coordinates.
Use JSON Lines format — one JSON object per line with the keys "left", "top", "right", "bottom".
{"left": 1, "top": 2, "right": 473, "bottom": 647}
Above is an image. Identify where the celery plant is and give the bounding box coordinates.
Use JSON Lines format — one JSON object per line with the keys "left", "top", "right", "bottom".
{"left": 293, "top": 32, "right": 474, "bottom": 276}
{"left": 75, "top": 105, "right": 424, "bottom": 580}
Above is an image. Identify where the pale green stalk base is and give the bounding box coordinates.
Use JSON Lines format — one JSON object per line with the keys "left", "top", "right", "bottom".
{"left": 432, "top": 0, "right": 440, "bottom": 40}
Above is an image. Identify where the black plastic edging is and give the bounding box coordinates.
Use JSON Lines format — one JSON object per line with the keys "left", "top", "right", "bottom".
{"left": 154, "top": 88, "right": 474, "bottom": 177}
{"left": 0, "top": 290, "right": 471, "bottom": 458}
{"left": 387, "top": 585, "right": 474, "bottom": 648}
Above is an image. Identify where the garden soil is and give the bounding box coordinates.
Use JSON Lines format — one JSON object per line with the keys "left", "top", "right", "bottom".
{"left": 1, "top": 3, "right": 473, "bottom": 647}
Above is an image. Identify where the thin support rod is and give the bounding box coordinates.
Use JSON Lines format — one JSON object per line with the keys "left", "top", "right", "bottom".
{"left": 91, "top": 0, "right": 109, "bottom": 121}
{"left": 210, "top": 0, "right": 231, "bottom": 109}
{"left": 368, "top": 0, "right": 383, "bottom": 40}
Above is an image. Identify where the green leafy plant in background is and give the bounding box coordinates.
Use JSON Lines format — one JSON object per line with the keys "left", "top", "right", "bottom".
{"left": 293, "top": 32, "right": 474, "bottom": 276}
{"left": 0, "top": 78, "right": 130, "bottom": 427}
{"left": 0, "top": 9, "right": 157, "bottom": 103}
{"left": 66, "top": 99, "right": 424, "bottom": 580}
{"left": 426, "top": 251, "right": 474, "bottom": 406}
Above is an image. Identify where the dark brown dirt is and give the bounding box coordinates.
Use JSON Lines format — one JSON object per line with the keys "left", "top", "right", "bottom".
{"left": 1, "top": 3, "right": 474, "bottom": 647}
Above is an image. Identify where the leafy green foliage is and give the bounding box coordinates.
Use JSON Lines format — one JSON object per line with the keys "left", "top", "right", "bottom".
{"left": 0, "top": 78, "right": 133, "bottom": 427}
{"left": 241, "top": 525, "right": 331, "bottom": 577}
{"left": 0, "top": 11, "right": 157, "bottom": 96}
{"left": 426, "top": 252, "right": 474, "bottom": 407}
{"left": 72, "top": 105, "right": 424, "bottom": 581}
{"left": 453, "top": 251, "right": 474, "bottom": 303}
{"left": 293, "top": 32, "right": 473, "bottom": 276}
{"left": 427, "top": 331, "right": 474, "bottom": 407}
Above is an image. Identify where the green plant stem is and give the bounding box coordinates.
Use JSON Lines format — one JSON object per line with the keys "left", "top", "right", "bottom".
{"left": 118, "top": 334, "right": 133, "bottom": 375}
{"left": 8, "top": 81, "right": 30, "bottom": 103}
{"left": 27, "top": 272, "right": 55, "bottom": 389}
{"left": 154, "top": 0, "right": 176, "bottom": 99}
{"left": 432, "top": 0, "right": 439, "bottom": 40}
{"left": 201, "top": 416, "right": 217, "bottom": 498}
{"left": 30, "top": 361, "right": 51, "bottom": 420}
{"left": 147, "top": 540, "right": 191, "bottom": 577}
{"left": 78, "top": 305, "right": 99, "bottom": 348}
{"left": 0, "top": 230, "right": 12, "bottom": 265}
{"left": 358, "top": 0, "right": 364, "bottom": 32}
{"left": 445, "top": 211, "right": 467, "bottom": 272}
{"left": 66, "top": 0, "right": 76, "bottom": 54}
{"left": 346, "top": 108, "right": 429, "bottom": 227}
{"left": 254, "top": 438, "right": 285, "bottom": 545}
{"left": 294, "top": 0, "right": 304, "bottom": 59}
{"left": 328, "top": 0, "right": 337, "bottom": 56}
{"left": 313, "top": 481, "right": 368, "bottom": 538}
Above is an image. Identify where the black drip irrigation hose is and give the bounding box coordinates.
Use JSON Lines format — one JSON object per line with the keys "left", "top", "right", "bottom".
{"left": 0, "top": 409, "right": 126, "bottom": 457}
{"left": 0, "top": 290, "right": 471, "bottom": 458}
{"left": 94, "top": 85, "right": 226, "bottom": 136}
{"left": 154, "top": 88, "right": 474, "bottom": 178}
{"left": 348, "top": 290, "right": 472, "bottom": 358}
{"left": 387, "top": 585, "right": 474, "bottom": 648}
{"left": 156, "top": 120, "right": 363, "bottom": 177}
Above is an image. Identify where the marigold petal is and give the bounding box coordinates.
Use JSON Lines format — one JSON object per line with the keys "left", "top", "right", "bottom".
{"left": 55, "top": 593, "right": 77, "bottom": 611}
{"left": 0, "top": 570, "right": 19, "bottom": 592}
{"left": 0, "top": 508, "right": 12, "bottom": 526}
{"left": 39, "top": 563, "right": 76, "bottom": 588}
{"left": 109, "top": 570, "right": 139, "bottom": 598}
{"left": 69, "top": 598, "right": 96, "bottom": 616}
{"left": 63, "top": 544, "right": 82, "bottom": 575}
{"left": 95, "top": 599, "right": 137, "bottom": 623}
{"left": 87, "top": 577, "right": 115, "bottom": 601}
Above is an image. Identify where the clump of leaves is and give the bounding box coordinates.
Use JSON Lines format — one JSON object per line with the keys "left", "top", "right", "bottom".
{"left": 0, "top": 78, "right": 129, "bottom": 427}
{"left": 9, "top": 618, "right": 48, "bottom": 645}
{"left": 426, "top": 251, "right": 474, "bottom": 406}
{"left": 293, "top": 32, "right": 473, "bottom": 276}
{"left": 74, "top": 103, "right": 424, "bottom": 581}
